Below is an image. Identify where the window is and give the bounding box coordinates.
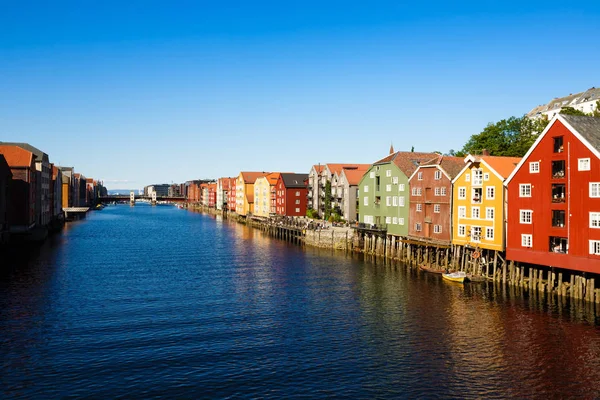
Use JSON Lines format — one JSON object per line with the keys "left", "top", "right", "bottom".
{"left": 465, "top": 174, "right": 470, "bottom": 182}
{"left": 364, "top": 196, "right": 368, "bottom": 206}
{"left": 386, "top": 170, "right": 392, "bottom": 177}
{"left": 591, "top": 183, "right": 600, "bottom": 198}
{"left": 552, "top": 160, "right": 565, "bottom": 178}
{"left": 486, "top": 227, "right": 494, "bottom": 240}
{"left": 399, "top": 218, "right": 405, "bottom": 225}
{"left": 519, "top": 184, "right": 532, "bottom": 197}
{"left": 364, "top": 185, "right": 369, "bottom": 193}
{"left": 553, "top": 136, "right": 564, "bottom": 153}
{"left": 471, "top": 207, "right": 480, "bottom": 219}
{"left": 472, "top": 169, "right": 483, "bottom": 186}
{"left": 415, "top": 223, "right": 422, "bottom": 232}
{"left": 441, "top": 187, "right": 447, "bottom": 196}
{"left": 416, "top": 204, "right": 423, "bottom": 212}
{"left": 458, "top": 206, "right": 466, "bottom": 218}
{"left": 472, "top": 187, "right": 482, "bottom": 203}
{"left": 486, "top": 207, "right": 494, "bottom": 220}
{"left": 392, "top": 217, "right": 398, "bottom": 224}
{"left": 486, "top": 187, "right": 495, "bottom": 200}
{"left": 434, "top": 170, "right": 442, "bottom": 180}
{"left": 295, "top": 199, "right": 300, "bottom": 204}
{"left": 392, "top": 196, "right": 398, "bottom": 206}
{"left": 386, "top": 216, "right": 392, "bottom": 224}
{"left": 552, "top": 210, "right": 565, "bottom": 227}
{"left": 434, "top": 204, "right": 441, "bottom": 213}
{"left": 522, "top": 234, "right": 532, "bottom": 248}
{"left": 529, "top": 162, "right": 540, "bottom": 173}
{"left": 471, "top": 226, "right": 482, "bottom": 242}
{"left": 458, "top": 225, "right": 466, "bottom": 237}
{"left": 386, "top": 196, "right": 391, "bottom": 206}
{"left": 590, "top": 212, "right": 600, "bottom": 228}
{"left": 579, "top": 158, "right": 591, "bottom": 171}
{"left": 399, "top": 196, "right": 405, "bottom": 206}
{"left": 412, "top": 188, "right": 418, "bottom": 196}
{"left": 399, "top": 184, "right": 405, "bottom": 191}
{"left": 520, "top": 210, "right": 533, "bottom": 224}
{"left": 295, "top": 191, "right": 300, "bottom": 196}
{"left": 458, "top": 187, "right": 466, "bottom": 199}
{"left": 392, "top": 177, "right": 398, "bottom": 184}
{"left": 364, "top": 215, "right": 373, "bottom": 224}
{"left": 370, "top": 172, "right": 375, "bottom": 178}
{"left": 418, "top": 172, "right": 423, "bottom": 180}
{"left": 434, "top": 225, "right": 442, "bottom": 234}
{"left": 590, "top": 240, "right": 600, "bottom": 255}
{"left": 295, "top": 208, "right": 300, "bottom": 213}
{"left": 386, "top": 184, "right": 391, "bottom": 192}
{"left": 435, "top": 187, "right": 441, "bottom": 196}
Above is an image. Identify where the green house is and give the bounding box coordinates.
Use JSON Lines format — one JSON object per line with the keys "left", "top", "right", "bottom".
{"left": 358, "top": 151, "right": 439, "bottom": 237}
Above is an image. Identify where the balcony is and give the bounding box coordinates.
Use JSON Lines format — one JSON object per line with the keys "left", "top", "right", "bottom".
{"left": 472, "top": 188, "right": 482, "bottom": 204}
{"left": 549, "top": 236, "right": 568, "bottom": 253}
{"left": 356, "top": 222, "right": 387, "bottom": 232}
{"left": 552, "top": 160, "right": 565, "bottom": 179}
{"left": 552, "top": 184, "right": 566, "bottom": 203}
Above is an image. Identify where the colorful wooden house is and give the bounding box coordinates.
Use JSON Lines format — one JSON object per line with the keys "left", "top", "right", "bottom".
{"left": 236, "top": 172, "right": 268, "bottom": 216}
{"left": 254, "top": 173, "right": 280, "bottom": 217}
{"left": 228, "top": 178, "right": 237, "bottom": 212}
{"left": 451, "top": 154, "right": 520, "bottom": 251}
{"left": 0, "top": 145, "right": 37, "bottom": 232}
{"left": 276, "top": 173, "right": 308, "bottom": 216}
{"left": 358, "top": 150, "right": 439, "bottom": 236}
{"left": 408, "top": 155, "right": 464, "bottom": 244}
{"left": 505, "top": 114, "right": 600, "bottom": 274}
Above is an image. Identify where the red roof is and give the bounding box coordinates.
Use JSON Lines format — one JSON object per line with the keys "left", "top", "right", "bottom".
{"left": 326, "top": 163, "right": 371, "bottom": 175}
{"left": 480, "top": 156, "right": 522, "bottom": 179}
{"left": 0, "top": 145, "right": 35, "bottom": 168}
{"left": 240, "top": 171, "right": 269, "bottom": 184}
{"left": 343, "top": 168, "right": 368, "bottom": 185}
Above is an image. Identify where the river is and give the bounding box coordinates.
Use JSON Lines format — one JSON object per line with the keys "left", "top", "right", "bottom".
{"left": 1, "top": 204, "right": 600, "bottom": 398}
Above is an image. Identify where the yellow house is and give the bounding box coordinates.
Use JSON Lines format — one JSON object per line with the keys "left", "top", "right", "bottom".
{"left": 451, "top": 155, "right": 520, "bottom": 251}
{"left": 236, "top": 172, "right": 269, "bottom": 216}
{"left": 253, "top": 173, "right": 281, "bottom": 217}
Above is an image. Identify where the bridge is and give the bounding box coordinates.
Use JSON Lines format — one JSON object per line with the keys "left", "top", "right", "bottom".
{"left": 99, "top": 194, "right": 187, "bottom": 204}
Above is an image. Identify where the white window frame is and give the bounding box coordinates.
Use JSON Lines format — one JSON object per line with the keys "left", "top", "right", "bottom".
{"left": 416, "top": 204, "right": 423, "bottom": 212}
{"left": 399, "top": 183, "right": 405, "bottom": 191}
{"left": 483, "top": 173, "right": 490, "bottom": 181}
{"left": 370, "top": 172, "right": 375, "bottom": 178}
{"left": 434, "top": 187, "right": 441, "bottom": 196}
{"left": 485, "top": 227, "right": 494, "bottom": 240}
{"left": 590, "top": 240, "right": 600, "bottom": 255}
{"left": 579, "top": 158, "right": 591, "bottom": 171}
{"left": 441, "top": 187, "right": 447, "bottom": 196}
{"left": 398, "top": 217, "right": 405, "bottom": 225}
{"left": 520, "top": 210, "right": 533, "bottom": 224}
{"left": 458, "top": 206, "right": 466, "bottom": 218}
{"left": 486, "top": 207, "right": 494, "bottom": 220}
{"left": 386, "top": 184, "right": 392, "bottom": 192}
{"left": 398, "top": 196, "right": 405, "bottom": 207}
{"left": 392, "top": 176, "right": 398, "bottom": 184}
{"left": 458, "top": 224, "right": 466, "bottom": 237}
{"left": 529, "top": 162, "right": 540, "bottom": 173}
{"left": 471, "top": 226, "right": 482, "bottom": 242}
{"left": 418, "top": 172, "right": 423, "bottom": 180}
{"left": 363, "top": 185, "right": 369, "bottom": 193}
{"left": 591, "top": 183, "right": 600, "bottom": 198}
{"left": 471, "top": 207, "right": 480, "bottom": 219}
{"left": 590, "top": 212, "right": 600, "bottom": 228}
{"left": 519, "top": 184, "right": 532, "bottom": 198}
{"left": 434, "top": 204, "right": 441, "bottom": 213}
{"left": 485, "top": 186, "right": 495, "bottom": 200}
{"left": 472, "top": 169, "right": 483, "bottom": 186}
{"left": 458, "top": 187, "right": 466, "bottom": 200}
{"left": 385, "top": 216, "right": 392, "bottom": 224}
{"left": 392, "top": 196, "right": 398, "bottom": 206}
{"left": 522, "top": 234, "right": 532, "bottom": 248}
{"left": 433, "top": 225, "right": 442, "bottom": 234}
{"left": 363, "top": 196, "right": 368, "bottom": 206}
{"left": 386, "top": 196, "right": 391, "bottom": 206}
{"left": 434, "top": 170, "right": 442, "bottom": 180}
{"left": 415, "top": 223, "right": 422, "bottom": 232}
{"left": 386, "top": 170, "right": 392, "bottom": 177}
{"left": 392, "top": 217, "right": 398, "bottom": 224}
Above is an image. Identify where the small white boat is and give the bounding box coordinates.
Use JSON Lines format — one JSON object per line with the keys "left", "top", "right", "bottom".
{"left": 442, "top": 271, "right": 468, "bottom": 283}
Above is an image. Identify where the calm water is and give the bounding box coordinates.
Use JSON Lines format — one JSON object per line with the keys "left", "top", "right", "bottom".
{"left": 2, "top": 204, "right": 600, "bottom": 398}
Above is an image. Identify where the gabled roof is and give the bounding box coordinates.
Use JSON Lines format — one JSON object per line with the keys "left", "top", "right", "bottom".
{"left": 311, "top": 165, "right": 325, "bottom": 174}
{"left": 506, "top": 114, "right": 600, "bottom": 184}
{"left": 0, "top": 142, "right": 49, "bottom": 163}
{"left": 240, "top": 171, "right": 269, "bottom": 184}
{"left": 325, "top": 163, "right": 371, "bottom": 176}
{"left": 375, "top": 151, "right": 440, "bottom": 177}
{"left": 0, "top": 155, "right": 12, "bottom": 178}
{"left": 341, "top": 168, "right": 367, "bottom": 185}
{"left": 412, "top": 155, "right": 465, "bottom": 180}
{"left": 280, "top": 173, "right": 308, "bottom": 188}
{"left": 265, "top": 172, "right": 281, "bottom": 186}
{"left": 0, "top": 145, "right": 36, "bottom": 168}
{"left": 480, "top": 156, "right": 521, "bottom": 179}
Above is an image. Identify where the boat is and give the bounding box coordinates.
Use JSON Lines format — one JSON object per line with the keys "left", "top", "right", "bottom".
{"left": 419, "top": 265, "right": 446, "bottom": 274}
{"left": 442, "top": 271, "right": 468, "bottom": 283}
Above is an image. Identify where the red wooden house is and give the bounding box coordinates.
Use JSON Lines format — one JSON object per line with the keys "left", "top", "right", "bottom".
{"left": 408, "top": 155, "right": 464, "bottom": 244}
{"left": 0, "top": 145, "right": 37, "bottom": 232}
{"left": 207, "top": 183, "right": 217, "bottom": 208}
{"left": 506, "top": 114, "right": 600, "bottom": 274}
{"left": 228, "top": 179, "right": 237, "bottom": 212}
{"left": 275, "top": 173, "right": 308, "bottom": 216}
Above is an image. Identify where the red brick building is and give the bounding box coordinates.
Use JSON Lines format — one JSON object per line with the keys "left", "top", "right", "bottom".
{"left": 408, "top": 155, "right": 464, "bottom": 244}
{"left": 275, "top": 173, "right": 308, "bottom": 216}
{"left": 0, "top": 145, "right": 37, "bottom": 232}
{"left": 506, "top": 114, "right": 600, "bottom": 274}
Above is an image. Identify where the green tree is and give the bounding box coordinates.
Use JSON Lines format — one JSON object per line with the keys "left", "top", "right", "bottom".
{"left": 593, "top": 101, "right": 600, "bottom": 118}
{"left": 324, "top": 181, "right": 332, "bottom": 219}
{"left": 560, "top": 107, "right": 588, "bottom": 116}
{"left": 460, "top": 116, "right": 548, "bottom": 157}
{"left": 410, "top": 146, "right": 414, "bottom": 152}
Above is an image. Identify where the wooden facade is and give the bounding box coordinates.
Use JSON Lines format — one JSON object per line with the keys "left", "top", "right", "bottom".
{"left": 276, "top": 173, "right": 308, "bottom": 216}
{"left": 506, "top": 114, "right": 600, "bottom": 274}
{"left": 0, "top": 145, "right": 37, "bottom": 232}
{"left": 408, "top": 156, "right": 463, "bottom": 243}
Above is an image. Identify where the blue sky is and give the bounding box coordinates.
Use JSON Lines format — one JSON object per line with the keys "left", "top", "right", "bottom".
{"left": 1, "top": 1, "right": 599, "bottom": 190}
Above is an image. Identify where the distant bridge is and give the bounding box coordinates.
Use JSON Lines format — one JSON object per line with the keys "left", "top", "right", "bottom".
{"left": 99, "top": 195, "right": 187, "bottom": 203}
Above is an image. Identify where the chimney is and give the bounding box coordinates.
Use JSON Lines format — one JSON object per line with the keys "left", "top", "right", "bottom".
{"left": 482, "top": 149, "right": 490, "bottom": 156}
